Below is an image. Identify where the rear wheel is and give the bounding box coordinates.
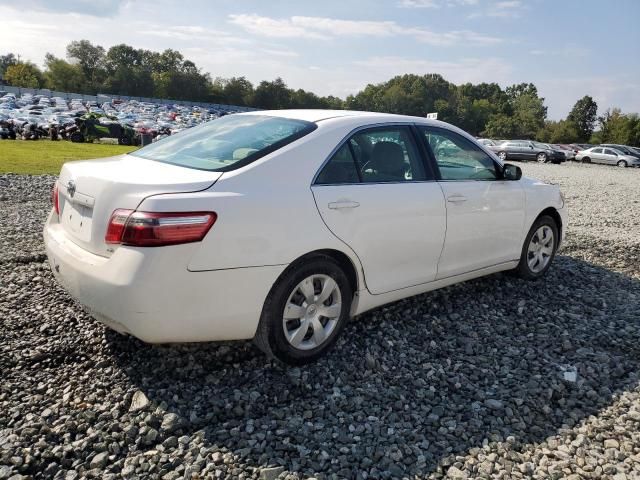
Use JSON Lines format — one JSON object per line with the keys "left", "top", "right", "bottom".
{"left": 514, "top": 215, "right": 559, "bottom": 280}
{"left": 69, "top": 132, "right": 84, "bottom": 143}
{"left": 617, "top": 160, "right": 628, "bottom": 168}
{"left": 254, "top": 255, "right": 352, "bottom": 365}
{"left": 537, "top": 152, "right": 548, "bottom": 163}
{"left": 498, "top": 151, "right": 507, "bottom": 161}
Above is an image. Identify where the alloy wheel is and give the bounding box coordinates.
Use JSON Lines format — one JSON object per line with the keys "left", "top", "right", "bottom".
{"left": 282, "top": 274, "right": 342, "bottom": 350}
{"left": 527, "top": 225, "right": 554, "bottom": 273}
{"left": 537, "top": 153, "right": 547, "bottom": 163}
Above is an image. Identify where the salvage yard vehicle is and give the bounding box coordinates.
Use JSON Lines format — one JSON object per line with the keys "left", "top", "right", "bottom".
{"left": 575, "top": 146, "right": 640, "bottom": 167}
{"left": 490, "top": 140, "right": 565, "bottom": 164}
{"left": 44, "top": 110, "right": 567, "bottom": 364}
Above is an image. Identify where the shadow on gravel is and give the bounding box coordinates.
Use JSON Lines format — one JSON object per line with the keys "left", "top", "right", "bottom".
{"left": 103, "top": 254, "right": 640, "bottom": 478}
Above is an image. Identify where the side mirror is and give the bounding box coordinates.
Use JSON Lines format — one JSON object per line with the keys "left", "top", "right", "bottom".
{"left": 503, "top": 163, "right": 522, "bottom": 181}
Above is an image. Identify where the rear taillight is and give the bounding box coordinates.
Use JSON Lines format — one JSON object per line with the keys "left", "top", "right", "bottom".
{"left": 105, "top": 210, "right": 217, "bottom": 247}
{"left": 51, "top": 183, "right": 59, "bottom": 216}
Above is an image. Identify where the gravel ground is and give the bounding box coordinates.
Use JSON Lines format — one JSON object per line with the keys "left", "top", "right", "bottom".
{"left": 1, "top": 162, "right": 639, "bottom": 480}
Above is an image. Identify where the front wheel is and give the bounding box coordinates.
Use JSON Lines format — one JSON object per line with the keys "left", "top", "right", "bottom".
{"left": 254, "top": 256, "right": 352, "bottom": 365}
{"left": 514, "top": 215, "right": 559, "bottom": 280}
{"left": 498, "top": 151, "right": 507, "bottom": 161}
{"left": 617, "top": 160, "right": 628, "bottom": 168}
{"left": 581, "top": 156, "right": 591, "bottom": 163}
{"left": 537, "top": 152, "right": 548, "bottom": 163}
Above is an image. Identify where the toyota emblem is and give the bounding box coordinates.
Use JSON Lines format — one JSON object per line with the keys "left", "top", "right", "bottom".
{"left": 66, "top": 180, "right": 76, "bottom": 198}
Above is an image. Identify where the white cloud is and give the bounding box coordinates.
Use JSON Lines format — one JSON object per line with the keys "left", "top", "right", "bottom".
{"left": 398, "top": 0, "right": 478, "bottom": 7}
{"left": 355, "top": 56, "right": 514, "bottom": 85}
{"left": 18, "top": 0, "right": 128, "bottom": 17}
{"left": 468, "top": 0, "right": 525, "bottom": 19}
{"left": 398, "top": 0, "right": 440, "bottom": 8}
{"left": 228, "top": 14, "right": 502, "bottom": 46}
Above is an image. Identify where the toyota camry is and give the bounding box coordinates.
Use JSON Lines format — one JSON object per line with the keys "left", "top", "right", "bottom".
{"left": 44, "top": 110, "right": 567, "bottom": 364}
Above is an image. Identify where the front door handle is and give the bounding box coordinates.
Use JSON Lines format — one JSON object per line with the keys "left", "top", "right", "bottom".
{"left": 447, "top": 195, "right": 467, "bottom": 204}
{"left": 328, "top": 200, "right": 360, "bottom": 210}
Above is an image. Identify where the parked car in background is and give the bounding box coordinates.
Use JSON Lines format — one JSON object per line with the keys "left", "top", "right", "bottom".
{"left": 599, "top": 144, "right": 640, "bottom": 160}
{"left": 554, "top": 144, "right": 576, "bottom": 161}
{"left": 490, "top": 140, "right": 565, "bottom": 163}
{"left": 576, "top": 144, "right": 595, "bottom": 151}
{"left": 44, "top": 110, "right": 566, "bottom": 364}
{"left": 575, "top": 146, "right": 640, "bottom": 167}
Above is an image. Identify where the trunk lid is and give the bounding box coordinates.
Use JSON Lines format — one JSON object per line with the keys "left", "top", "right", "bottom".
{"left": 56, "top": 154, "right": 221, "bottom": 257}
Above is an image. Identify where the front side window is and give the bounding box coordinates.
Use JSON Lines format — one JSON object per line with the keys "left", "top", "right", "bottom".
{"left": 130, "top": 114, "right": 316, "bottom": 171}
{"left": 315, "top": 126, "right": 427, "bottom": 184}
{"left": 604, "top": 148, "right": 617, "bottom": 155}
{"left": 420, "top": 127, "right": 498, "bottom": 181}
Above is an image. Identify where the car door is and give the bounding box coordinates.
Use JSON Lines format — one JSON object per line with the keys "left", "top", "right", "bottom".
{"left": 603, "top": 148, "right": 618, "bottom": 164}
{"left": 419, "top": 126, "right": 526, "bottom": 279}
{"left": 311, "top": 125, "right": 446, "bottom": 294}
{"left": 522, "top": 141, "right": 536, "bottom": 161}
{"left": 590, "top": 147, "right": 604, "bottom": 164}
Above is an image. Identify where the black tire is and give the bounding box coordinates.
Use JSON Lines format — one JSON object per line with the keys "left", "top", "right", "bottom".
{"left": 69, "top": 132, "right": 84, "bottom": 143}
{"left": 536, "top": 152, "right": 548, "bottom": 163}
{"left": 254, "top": 255, "right": 352, "bottom": 365}
{"left": 514, "top": 215, "right": 559, "bottom": 280}
{"left": 617, "top": 160, "right": 627, "bottom": 168}
{"left": 582, "top": 156, "right": 590, "bottom": 163}
{"left": 119, "top": 136, "right": 131, "bottom": 146}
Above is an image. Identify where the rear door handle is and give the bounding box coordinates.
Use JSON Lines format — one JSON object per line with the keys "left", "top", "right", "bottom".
{"left": 447, "top": 195, "right": 467, "bottom": 204}
{"left": 328, "top": 200, "right": 360, "bottom": 210}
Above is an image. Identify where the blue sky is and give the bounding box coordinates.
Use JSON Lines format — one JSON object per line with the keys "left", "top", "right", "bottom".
{"left": 1, "top": 0, "right": 638, "bottom": 119}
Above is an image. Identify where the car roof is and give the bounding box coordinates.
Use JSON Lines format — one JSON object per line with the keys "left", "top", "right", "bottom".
{"left": 238, "top": 109, "right": 447, "bottom": 126}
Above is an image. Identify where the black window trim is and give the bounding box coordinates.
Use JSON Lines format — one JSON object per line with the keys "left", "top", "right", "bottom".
{"left": 312, "top": 122, "right": 437, "bottom": 186}
{"left": 416, "top": 125, "right": 506, "bottom": 182}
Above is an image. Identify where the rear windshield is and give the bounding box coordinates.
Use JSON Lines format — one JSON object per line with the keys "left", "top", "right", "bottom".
{"left": 130, "top": 114, "right": 316, "bottom": 171}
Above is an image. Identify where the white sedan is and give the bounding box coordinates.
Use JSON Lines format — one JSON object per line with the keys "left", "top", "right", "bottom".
{"left": 44, "top": 110, "right": 567, "bottom": 364}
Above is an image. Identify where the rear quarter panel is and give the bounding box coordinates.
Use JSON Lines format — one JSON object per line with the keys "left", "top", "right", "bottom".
{"left": 137, "top": 120, "right": 366, "bottom": 279}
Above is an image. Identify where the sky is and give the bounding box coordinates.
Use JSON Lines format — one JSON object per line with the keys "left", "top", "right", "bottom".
{"left": 0, "top": 0, "right": 638, "bottom": 119}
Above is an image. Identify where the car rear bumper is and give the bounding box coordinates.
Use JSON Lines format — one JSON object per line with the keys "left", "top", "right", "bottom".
{"left": 44, "top": 213, "right": 285, "bottom": 343}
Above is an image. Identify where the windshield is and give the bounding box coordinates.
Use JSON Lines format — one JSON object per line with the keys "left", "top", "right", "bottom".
{"left": 130, "top": 114, "right": 316, "bottom": 171}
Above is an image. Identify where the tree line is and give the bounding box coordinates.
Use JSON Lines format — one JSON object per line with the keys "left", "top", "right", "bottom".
{"left": 1, "top": 41, "right": 639, "bottom": 146}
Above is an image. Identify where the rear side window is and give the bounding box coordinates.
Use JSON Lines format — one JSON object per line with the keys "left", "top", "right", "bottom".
{"left": 315, "top": 126, "right": 427, "bottom": 184}
{"left": 315, "top": 143, "right": 360, "bottom": 184}
{"left": 130, "top": 114, "right": 316, "bottom": 172}
{"left": 591, "top": 148, "right": 603, "bottom": 154}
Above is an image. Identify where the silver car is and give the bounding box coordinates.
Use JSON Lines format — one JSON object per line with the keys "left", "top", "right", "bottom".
{"left": 575, "top": 147, "right": 640, "bottom": 167}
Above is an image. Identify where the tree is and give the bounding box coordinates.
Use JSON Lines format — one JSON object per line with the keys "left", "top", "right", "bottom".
{"left": 536, "top": 120, "right": 579, "bottom": 144}
{"left": 567, "top": 95, "right": 598, "bottom": 142}
{"left": 483, "top": 114, "right": 518, "bottom": 139}
{"left": 4, "top": 62, "right": 43, "bottom": 88}
{"left": 66, "top": 40, "right": 105, "bottom": 91}
{"left": 44, "top": 53, "right": 86, "bottom": 92}
{"left": 213, "top": 76, "right": 254, "bottom": 106}
{"left": 252, "top": 78, "right": 291, "bottom": 109}
{"left": 0, "top": 53, "right": 18, "bottom": 75}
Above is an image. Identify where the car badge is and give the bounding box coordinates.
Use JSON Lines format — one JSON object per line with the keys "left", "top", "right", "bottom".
{"left": 66, "top": 180, "right": 76, "bottom": 198}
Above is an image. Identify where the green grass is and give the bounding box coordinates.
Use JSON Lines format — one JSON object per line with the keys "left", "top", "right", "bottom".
{"left": 0, "top": 140, "right": 138, "bottom": 175}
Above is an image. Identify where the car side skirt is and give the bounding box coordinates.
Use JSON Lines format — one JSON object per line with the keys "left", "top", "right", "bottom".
{"left": 352, "top": 260, "right": 519, "bottom": 317}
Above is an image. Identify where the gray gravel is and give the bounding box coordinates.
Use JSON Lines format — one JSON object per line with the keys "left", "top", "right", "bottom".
{"left": 1, "top": 162, "right": 639, "bottom": 479}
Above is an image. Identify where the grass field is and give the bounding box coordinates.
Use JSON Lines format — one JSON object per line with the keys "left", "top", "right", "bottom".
{"left": 0, "top": 140, "right": 138, "bottom": 175}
